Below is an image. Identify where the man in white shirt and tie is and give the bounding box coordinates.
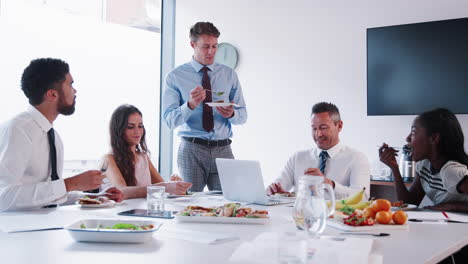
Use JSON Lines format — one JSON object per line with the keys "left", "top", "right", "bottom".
{"left": 0, "top": 58, "right": 123, "bottom": 211}
{"left": 267, "top": 102, "right": 370, "bottom": 199}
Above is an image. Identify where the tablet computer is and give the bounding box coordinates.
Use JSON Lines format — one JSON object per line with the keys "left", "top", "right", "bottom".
{"left": 118, "top": 209, "right": 176, "bottom": 219}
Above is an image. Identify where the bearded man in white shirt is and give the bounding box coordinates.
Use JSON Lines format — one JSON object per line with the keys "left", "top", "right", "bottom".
{"left": 0, "top": 58, "right": 123, "bottom": 211}
{"left": 267, "top": 102, "right": 370, "bottom": 199}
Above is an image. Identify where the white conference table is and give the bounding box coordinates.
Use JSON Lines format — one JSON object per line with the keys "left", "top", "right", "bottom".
{"left": 0, "top": 196, "right": 467, "bottom": 264}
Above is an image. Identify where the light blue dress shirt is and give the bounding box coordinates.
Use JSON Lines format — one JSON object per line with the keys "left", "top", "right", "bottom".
{"left": 163, "top": 59, "right": 247, "bottom": 140}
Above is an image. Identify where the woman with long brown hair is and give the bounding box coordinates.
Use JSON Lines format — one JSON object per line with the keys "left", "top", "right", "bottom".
{"left": 104, "top": 104, "right": 191, "bottom": 199}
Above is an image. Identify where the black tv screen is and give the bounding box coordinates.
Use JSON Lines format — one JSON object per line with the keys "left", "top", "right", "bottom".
{"left": 367, "top": 17, "right": 468, "bottom": 115}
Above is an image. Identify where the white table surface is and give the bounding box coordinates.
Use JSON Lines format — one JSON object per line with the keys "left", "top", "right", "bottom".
{"left": 0, "top": 196, "right": 467, "bottom": 264}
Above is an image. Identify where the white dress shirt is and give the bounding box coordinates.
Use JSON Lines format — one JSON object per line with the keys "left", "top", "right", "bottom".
{"left": 0, "top": 106, "right": 77, "bottom": 211}
{"left": 275, "top": 142, "right": 370, "bottom": 199}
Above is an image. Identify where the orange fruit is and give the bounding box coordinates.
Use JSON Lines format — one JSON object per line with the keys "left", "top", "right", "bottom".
{"left": 375, "top": 210, "right": 392, "bottom": 224}
{"left": 370, "top": 199, "right": 392, "bottom": 213}
{"left": 392, "top": 210, "right": 408, "bottom": 225}
{"left": 362, "top": 207, "right": 376, "bottom": 219}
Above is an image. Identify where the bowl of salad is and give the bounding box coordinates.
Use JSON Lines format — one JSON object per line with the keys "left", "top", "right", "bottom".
{"left": 65, "top": 219, "right": 162, "bottom": 243}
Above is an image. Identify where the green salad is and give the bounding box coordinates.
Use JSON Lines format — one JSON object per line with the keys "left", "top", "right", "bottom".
{"left": 80, "top": 223, "right": 154, "bottom": 230}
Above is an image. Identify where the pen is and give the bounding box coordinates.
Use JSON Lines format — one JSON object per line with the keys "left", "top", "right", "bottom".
{"left": 409, "top": 218, "right": 468, "bottom": 224}
{"left": 442, "top": 211, "right": 449, "bottom": 219}
{"left": 408, "top": 218, "right": 442, "bottom": 223}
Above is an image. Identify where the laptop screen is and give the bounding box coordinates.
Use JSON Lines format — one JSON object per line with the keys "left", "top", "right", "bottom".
{"left": 215, "top": 158, "right": 269, "bottom": 204}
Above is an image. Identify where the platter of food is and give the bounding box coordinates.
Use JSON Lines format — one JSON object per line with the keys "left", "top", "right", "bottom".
{"left": 65, "top": 219, "right": 162, "bottom": 243}
{"left": 325, "top": 190, "right": 409, "bottom": 232}
{"left": 327, "top": 216, "right": 409, "bottom": 232}
{"left": 391, "top": 201, "right": 418, "bottom": 211}
{"left": 77, "top": 196, "right": 116, "bottom": 208}
{"left": 176, "top": 203, "right": 269, "bottom": 225}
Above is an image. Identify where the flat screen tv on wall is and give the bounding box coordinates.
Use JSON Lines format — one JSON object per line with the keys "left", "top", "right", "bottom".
{"left": 367, "top": 17, "right": 468, "bottom": 116}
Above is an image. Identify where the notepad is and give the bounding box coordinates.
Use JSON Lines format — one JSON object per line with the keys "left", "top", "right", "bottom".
{"left": 159, "top": 227, "right": 239, "bottom": 244}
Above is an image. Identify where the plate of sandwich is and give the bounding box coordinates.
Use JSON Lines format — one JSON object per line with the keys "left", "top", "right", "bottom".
{"left": 77, "top": 196, "right": 116, "bottom": 208}
{"left": 175, "top": 203, "right": 270, "bottom": 224}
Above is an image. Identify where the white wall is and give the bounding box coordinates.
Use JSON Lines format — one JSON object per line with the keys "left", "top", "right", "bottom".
{"left": 174, "top": 0, "right": 468, "bottom": 184}
{"left": 0, "top": 2, "right": 160, "bottom": 162}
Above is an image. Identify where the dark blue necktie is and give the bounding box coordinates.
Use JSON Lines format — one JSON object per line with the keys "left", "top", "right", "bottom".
{"left": 319, "top": 150, "right": 329, "bottom": 174}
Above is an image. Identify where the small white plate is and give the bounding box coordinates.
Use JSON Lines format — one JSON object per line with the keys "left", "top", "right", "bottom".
{"left": 391, "top": 204, "right": 417, "bottom": 211}
{"left": 77, "top": 200, "right": 116, "bottom": 208}
{"left": 66, "top": 219, "right": 162, "bottom": 243}
{"left": 206, "top": 102, "right": 240, "bottom": 107}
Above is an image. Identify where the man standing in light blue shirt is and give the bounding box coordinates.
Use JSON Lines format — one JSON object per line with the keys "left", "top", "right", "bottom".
{"left": 163, "top": 22, "right": 247, "bottom": 191}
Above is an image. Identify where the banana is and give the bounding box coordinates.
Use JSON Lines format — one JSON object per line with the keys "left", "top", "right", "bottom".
{"left": 343, "top": 187, "right": 366, "bottom": 205}
{"left": 347, "top": 200, "right": 372, "bottom": 210}
{"left": 333, "top": 200, "right": 372, "bottom": 211}
{"left": 327, "top": 187, "right": 367, "bottom": 209}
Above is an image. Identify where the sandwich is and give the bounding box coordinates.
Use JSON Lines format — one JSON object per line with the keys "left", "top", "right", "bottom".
{"left": 246, "top": 210, "right": 269, "bottom": 218}
{"left": 220, "top": 203, "right": 240, "bottom": 217}
{"left": 78, "top": 196, "right": 110, "bottom": 205}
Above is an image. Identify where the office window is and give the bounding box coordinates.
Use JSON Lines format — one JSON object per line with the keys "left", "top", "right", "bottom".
{"left": 0, "top": 0, "right": 161, "bottom": 177}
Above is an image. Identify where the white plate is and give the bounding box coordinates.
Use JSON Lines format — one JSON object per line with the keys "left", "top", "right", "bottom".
{"left": 391, "top": 204, "right": 418, "bottom": 211}
{"left": 270, "top": 194, "right": 296, "bottom": 200}
{"left": 278, "top": 197, "right": 296, "bottom": 201}
{"left": 175, "top": 215, "right": 269, "bottom": 225}
{"left": 206, "top": 102, "right": 240, "bottom": 107}
{"left": 66, "top": 219, "right": 162, "bottom": 243}
{"left": 77, "top": 200, "right": 116, "bottom": 208}
{"left": 327, "top": 218, "right": 409, "bottom": 232}
{"left": 166, "top": 194, "right": 195, "bottom": 199}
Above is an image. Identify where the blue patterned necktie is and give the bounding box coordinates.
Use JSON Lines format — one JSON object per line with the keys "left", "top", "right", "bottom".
{"left": 319, "top": 150, "right": 329, "bottom": 174}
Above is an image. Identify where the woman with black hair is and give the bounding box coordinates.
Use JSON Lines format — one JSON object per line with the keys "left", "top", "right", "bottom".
{"left": 103, "top": 104, "right": 191, "bottom": 199}
{"left": 379, "top": 108, "right": 468, "bottom": 212}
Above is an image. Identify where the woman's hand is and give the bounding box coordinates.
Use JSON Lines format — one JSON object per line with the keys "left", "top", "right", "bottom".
{"left": 170, "top": 174, "right": 183, "bottom": 181}
{"left": 425, "top": 202, "right": 468, "bottom": 213}
{"left": 101, "top": 187, "right": 124, "bottom": 202}
{"left": 156, "top": 182, "right": 192, "bottom": 195}
{"left": 379, "top": 143, "right": 399, "bottom": 169}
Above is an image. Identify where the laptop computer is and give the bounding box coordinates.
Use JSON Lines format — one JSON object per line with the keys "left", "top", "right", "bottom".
{"left": 215, "top": 158, "right": 293, "bottom": 206}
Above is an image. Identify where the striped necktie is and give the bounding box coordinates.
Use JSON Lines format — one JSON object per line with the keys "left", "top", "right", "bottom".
{"left": 319, "top": 150, "right": 329, "bottom": 174}
{"left": 201, "top": 67, "right": 214, "bottom": 132}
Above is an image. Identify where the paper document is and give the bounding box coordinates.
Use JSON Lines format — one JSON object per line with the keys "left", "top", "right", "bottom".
{"left": 159, "top": 227, "right": 239, "bottom": 244}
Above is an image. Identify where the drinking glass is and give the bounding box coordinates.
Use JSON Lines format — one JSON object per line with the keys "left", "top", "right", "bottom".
{"left": 293, "top": 176, "right": 335, "bottom": 238}
{"left": 278, "top": 231, "right": 307, "bottom": 264}
{"left": 147, "top": 185, "right": 165, "bottom": 214}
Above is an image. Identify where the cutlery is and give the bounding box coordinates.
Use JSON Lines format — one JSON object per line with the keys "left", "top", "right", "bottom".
{"left": 100, "top": 159, "right": 109, "bottom": 173}
{"left": 339, "top": 232, "right": 390, "bottom": 237}
{"left": 409, "top": 218, "right": 468, "bottom": 224}
{"left": 204, "top": 89, "right": 224, "bottom": 96}
{"left": 376, "top": 145, "right": 401, "bottom": 149}
{"left": 9, "top": 227, "right": 63, "bottom": 233}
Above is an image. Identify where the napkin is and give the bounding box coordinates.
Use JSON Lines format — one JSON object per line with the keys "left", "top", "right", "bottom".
{"left": 229, "top": 232, "right": 375, "bottom": 264}
{"left": 159, "top": 227, "right": 239, "bottom": 244}
{"left": 0, "top": 211, "right": 82, "bottom": 233}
